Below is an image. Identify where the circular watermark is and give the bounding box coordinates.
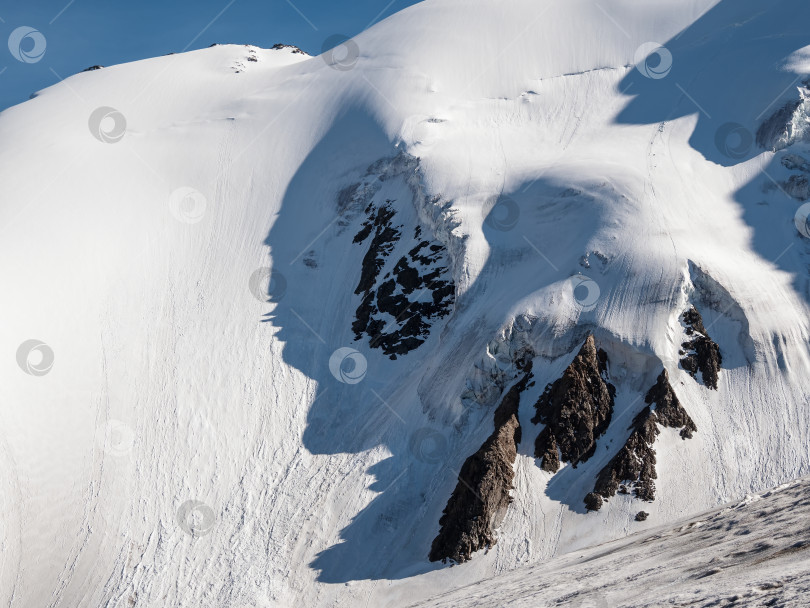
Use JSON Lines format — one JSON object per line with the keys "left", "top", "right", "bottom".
{"left": 168, "top": 187, "right": 207, "bottom": 224}
{"left": 249, "top": 267, "right": 287, "bottom": 303}
{"left": 100, "top": 419, "right": 135, "bottom": 457}
{"left": 408, "top": 428, "right": 449, "bottom": 464}
{"left": 321, "top": 35, "right": 360, "bottom": 71}
{"left": 176, "top": 500, "right": 216, "bottom": 537}
{"left": 569, "top": 275, "right": 601, "bottom": 312}
{"left": 328, "top": 347, "right": 367, "bottom": 384}
{"left": 634, "top": 42, "right": 672, "bottom": 79}
{"left": 88, "top": 107, "right": 127, "bottom": 144}
{"left": 794, "top": 202, "right": 810, "bottom": 238}
{"left": 714, "top": 122, "right": 754, "bottom": 160}
{"left": 8, "top": 26, "right": 46, "bottom": 64}
{"left": 16, "top": 339, "right": 54, "bottom": 376}
{"left": 483, "top": 195, "right": 520, "bottom": 232}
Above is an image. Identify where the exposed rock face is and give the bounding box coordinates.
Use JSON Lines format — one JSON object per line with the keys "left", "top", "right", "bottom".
{"left": 756, "top": 85, "right": 810, "bottom": 152}
{"left": 532, "top": 335, "right": 615, "bottom": 472}
{"left": 680, "top": 306, "right": 722, "bottom": 390}
{"left": 584, "top": 492, "right": 603, "bottom": 512}
{"left": 352, "top": 202, "right": 454, "bottom": 359}
{"left": 271, "top": 43, "right": 308, "bottom": 55}
{"left": 429, "top": 366, "right": 533, "bottom": 564}
{"left": 646, "top": 369, "right": 698, "bottom": 439}
{"left": 780, "top": 153, "right": 810, "bottom": 200}
{"left": 593, "top": 407, "right": 659, "bottom": 504}
{"left": 589, "top": 370, "right": 697, "bottom": 509}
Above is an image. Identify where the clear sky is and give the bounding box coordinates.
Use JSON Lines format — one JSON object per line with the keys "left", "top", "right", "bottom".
{"left": 0, "top": 0, "right": 422, "bottom": 111}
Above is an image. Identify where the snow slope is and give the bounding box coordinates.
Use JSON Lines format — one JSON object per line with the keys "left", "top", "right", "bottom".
{"left": 410, "top": 477, "right": 810, "bottom": 607}
{"left": 2, "top": 1, "right": 810, "bottom": 606}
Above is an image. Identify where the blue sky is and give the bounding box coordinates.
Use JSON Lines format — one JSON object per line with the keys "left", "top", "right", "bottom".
{"left": 0, "top": 0, "right": 422, "bottom": 111}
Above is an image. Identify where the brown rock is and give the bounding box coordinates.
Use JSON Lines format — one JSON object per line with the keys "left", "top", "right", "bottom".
{"left": 589, "top": 369, "right": 697, "bottom": 509}
{"left": 532, "top": 335, "right": 615, "bottom": 470}
{"left": 646, "top": 369, "right": 697, "bottom": 440}
{"left": 429, "top": 367, "right": 533, "bottom": 564}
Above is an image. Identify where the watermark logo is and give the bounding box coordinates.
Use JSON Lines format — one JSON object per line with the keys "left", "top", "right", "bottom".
{"left": 88, "top": 107, "right": 127, "bottom": 144}
{"left": 16, "top": 339, "right": 54, "bottom": 376}
{"left": 321, "top": 35, "right": 360, "bottom": 71}
{"left": 714, "top": 122, "right": 753, "bottom": 160}
{"left": 483, "top": 195, "right": 520, "bottom": 232}
{"left": 329, "top": 347, "right": 367, "bottom": 384}
{"left": 409, "top": 428, "right": 449, "bottom": 464}
{"left": 249, "top": 268, "right": 287, "bottom": 303}
{"left": 794, "top": 202, "right": 810, "bottom": 238}
{"left": 100, "top": 419, "right": 135, "bottom": 457}
{"left": 8, "top": 26, "right": 46, "bottom": 63}
{"left": 168, "top": 187, "right": 207, "bottom": 224}
{"left": 569, "top": 274, "right": 601, "bottom": 312}
{"left": 176, "top": 500, "right": 216, "bottom": 537}
{"left": 634, "top": 42, "right": 672, "bottom": 79}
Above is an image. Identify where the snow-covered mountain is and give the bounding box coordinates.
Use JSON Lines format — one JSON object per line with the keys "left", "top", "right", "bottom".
{"left": 2, "top": 1, "right": 810, "bottom": 606}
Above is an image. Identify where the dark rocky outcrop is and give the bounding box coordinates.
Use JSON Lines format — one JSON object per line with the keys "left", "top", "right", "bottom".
{"left": 635, "top": 511, "right": 649, "bottom": 522}
{"left": 757, "top": 98, "right": 804, "bottom": 152}
{"left": 780, "top": 153, "right": 810, "bottom": 200}
{"left": 593, "top": 407, "right": 659, "bottom": 504}
{"left": 756, "top": 86, "right": 810, "bottom": 152}
{"left": 645, "top": 369, "right": 698, "bottom": 440}
{"left": 532, "top": 335, "right": 615, "bottom": 471}
{"left": 429, "top": 367, "right": 533, "bottom": 564}
{"left": 352, "top": 203, "right": 454, "bottom": 359}
{"left": 589, "top": 370, "right": 697, "bottom": 509}
{"left": 271, "top": 43, "right": 308, "bottom": 55}
{"left": 680, "top": 306, "right": 722, "bottom": 390}
{"left": 584, "top": 492, "right": 603, "bottom": 512}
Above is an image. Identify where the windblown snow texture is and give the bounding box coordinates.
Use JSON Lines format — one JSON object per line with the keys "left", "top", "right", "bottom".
{"left": 4, "top": 1, "right": 810, "bottom": 606}
{"left": 414, "top": 478, "right": 810, "bottom": 607}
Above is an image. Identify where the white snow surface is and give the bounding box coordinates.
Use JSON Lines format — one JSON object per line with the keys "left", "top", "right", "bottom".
{"left": 411, "top": 477, "right": 810, "bottom": 607}
{"left": 2, "top": 1, "right": 810, "bottom": 606}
